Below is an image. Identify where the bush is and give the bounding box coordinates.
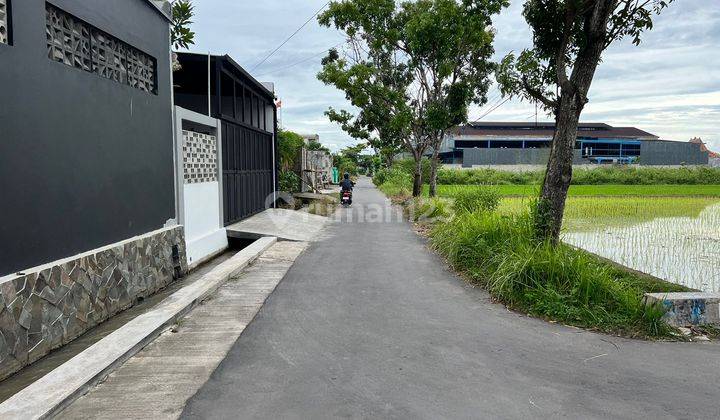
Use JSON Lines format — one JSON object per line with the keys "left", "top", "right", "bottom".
{"left": 435, "top": 166, "right": 720, "bottom": 186}
{"left": 377, "top": 168, "right": 413, "bottom": 197}
{"left": 372, "top": 168, "right": 391, "bottom": 186}
{"left": 394, "top": 157, "right": 432, "bottom": 181}
{"left": 279, "top": 170, "right": 300, "bottom": 193}
{"left": 429, "top": 210, "right": 676, "bottom": 337}
{"left": 452, "top": 187, "right": 501, "bottom": 213}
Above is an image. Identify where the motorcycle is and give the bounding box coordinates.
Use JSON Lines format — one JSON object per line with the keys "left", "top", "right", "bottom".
{"left": 341, "top": 190, "right": 352, "bottom": 207}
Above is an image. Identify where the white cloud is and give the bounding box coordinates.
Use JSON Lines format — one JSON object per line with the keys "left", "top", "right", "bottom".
{"left": 188, "top": 0, "right": 720, "bottom": 153}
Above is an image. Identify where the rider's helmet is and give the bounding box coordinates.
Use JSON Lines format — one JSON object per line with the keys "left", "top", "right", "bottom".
{"left": 343, "top": 173, "right": 350, "bottom": 179}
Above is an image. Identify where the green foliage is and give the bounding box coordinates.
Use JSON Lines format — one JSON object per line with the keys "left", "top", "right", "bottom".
{"left": 333, "top": 143, "right": 367, "bottom": 177}
{"left": 279, "top": 170, "right": 300, "bottom": 193}
{"left": 496, "top": 1, "right": 674, "bottom": 113}
{"left": 375, "top": 168, "right": 413, "bottom": 197}
{"left": 436, "top": 166, "right": 720, "bottom": 186}
{"left": 318, "top": 0, "right": 508, "bottom": 196}
{"left": 372, "top": 167, "right": 391, "bottom": 186}
{"left": 394, "top": 158, "right": 431, "bottom": 182}
{"left": 429, "top": 210, "right": 679, "bottom": 337}
{"left": 278, "top": 130, "right": 305, "bottom": 171}
{"left": 372, "top": 170, "right": 691, "bottom": 337}
{"left": 171, "top": 0, "right": 195, "bottom": 50}
{"left": 572, "top": 166, "right": 720, "bottom": 185}
{"left": 307, "top": 139, "right": 330, "bottom": 153}
{"left": 432, "top": 184, "right": 720, "bottom": 198}
{"left": 452, "top": 188, "right": 500, "bottom": 213}
{"left": 411, "top": 197, "right": 452, "bottom": 222}
{"left": 437, "top": 168, "right": 541, "bottom": 185}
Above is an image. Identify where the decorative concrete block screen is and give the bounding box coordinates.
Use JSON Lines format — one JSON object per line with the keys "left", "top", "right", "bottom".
{"left": 45, "top": 3, "right": 156, "bottom": 93}
{"left": 0, "top": 0, "right": 8, "bottom": 44}
{"left": 183, "top": 130, "right": 218, "bottom": 184}
{"left": 0, "top": 226, "right": 187, "bottom": 380}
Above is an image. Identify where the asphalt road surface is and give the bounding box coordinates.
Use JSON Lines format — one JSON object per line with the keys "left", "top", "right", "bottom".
{"left": 182, "top": 177, "right": 720, "bottom": 419}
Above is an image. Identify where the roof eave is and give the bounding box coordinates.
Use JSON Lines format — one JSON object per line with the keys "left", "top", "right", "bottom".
{"left": 144, "top": 0, "right": 172, "bottom": 22}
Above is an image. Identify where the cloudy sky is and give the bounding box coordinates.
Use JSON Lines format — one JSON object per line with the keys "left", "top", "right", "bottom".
{"left": 187, "top": 0, "right": 720, "bottom": 152}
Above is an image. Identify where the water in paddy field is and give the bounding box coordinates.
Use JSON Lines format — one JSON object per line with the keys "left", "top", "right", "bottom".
{"left": 563, "top": 203, "right": 720, "bottom": 293}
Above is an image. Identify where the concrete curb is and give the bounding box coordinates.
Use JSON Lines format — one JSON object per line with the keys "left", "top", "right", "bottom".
{"left": 644, "top": 292, "right": 720, "bottom": 327}
{"left": 0, "top": 237, "right": 277, "bottom": 420}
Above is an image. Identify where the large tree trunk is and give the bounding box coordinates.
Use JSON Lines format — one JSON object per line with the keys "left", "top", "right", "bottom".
{"left": 533, "top": 0, "right": 613, "bottom": 244}
{"left": 535, "top": 94, "right": 581, "bottom": 243}
{"left": 412, "top": 154, "right": 423, "bottom": 197}
{"left": 428, "top": 147, "right": 440, "bottom": 197}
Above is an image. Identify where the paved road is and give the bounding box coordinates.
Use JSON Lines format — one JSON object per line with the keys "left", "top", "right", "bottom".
{"left": 182, "top": 178, "right": 720, "bottom": 419}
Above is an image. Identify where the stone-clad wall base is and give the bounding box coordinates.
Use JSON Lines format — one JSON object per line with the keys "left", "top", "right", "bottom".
{"left": 0, "top": 226, "right": 187, "bottom": 380}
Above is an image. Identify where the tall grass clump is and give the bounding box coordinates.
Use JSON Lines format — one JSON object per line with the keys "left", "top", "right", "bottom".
{"left": 452, "top": 187, "right": 501, "bottom": 213}
{"left": 410, "top": 197, "right": 452, "bottom": 222}
{"left": 429, "top": 210, "right": 674, "bottom": 337}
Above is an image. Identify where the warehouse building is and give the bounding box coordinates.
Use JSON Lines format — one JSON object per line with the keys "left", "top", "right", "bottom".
{"left": 440, "top": 122, "right": 709, "bottom": 167}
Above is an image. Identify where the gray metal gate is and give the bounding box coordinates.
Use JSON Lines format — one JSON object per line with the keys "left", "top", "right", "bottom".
{"left": 222, "top": 121, "right": 274, "bottom": 225}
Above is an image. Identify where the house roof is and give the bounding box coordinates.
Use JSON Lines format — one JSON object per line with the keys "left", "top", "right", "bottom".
{"left": 453, "top": 122, "right": 659, "bottom": 139}
{"left": 690, "top": 137, "right": 720, "bottom": 158}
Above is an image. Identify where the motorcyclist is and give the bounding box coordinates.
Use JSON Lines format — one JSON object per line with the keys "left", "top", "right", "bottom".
{"left": 340, "top": 173, "right": 354, "bottom": 204}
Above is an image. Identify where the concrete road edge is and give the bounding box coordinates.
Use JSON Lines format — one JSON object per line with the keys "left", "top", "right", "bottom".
{"left": 0, "top": 236, "right": 277, "bottom": 420}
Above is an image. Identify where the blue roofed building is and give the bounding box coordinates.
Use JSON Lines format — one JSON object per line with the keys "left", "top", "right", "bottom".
{"left": 439, "top": 122, "right": 709, "bottom": 167}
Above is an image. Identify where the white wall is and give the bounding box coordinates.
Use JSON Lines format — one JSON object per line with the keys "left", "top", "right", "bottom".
{"left": 183, "top": 181, "right": 227, "bottom": 266}
{"left": 174, "top": 106, "right": 228, "bottom": 268}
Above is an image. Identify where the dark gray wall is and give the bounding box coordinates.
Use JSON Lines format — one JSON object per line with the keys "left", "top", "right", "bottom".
{"left": 640, "top": 140, "right": 708, "bottom": 165}
{"left": 0, "top": 0, "right": 174, "bottom": 275}
{"left": 462, "top": 148, "right": 583, "bottom": 167}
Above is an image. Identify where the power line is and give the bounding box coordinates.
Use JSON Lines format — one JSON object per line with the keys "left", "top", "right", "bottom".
{"left": 251, "top": 1, "right": 331, "bottom": 72}
{"left": 468, "top": 92, "right": 502, "bottom": 122}
{"left": 476, "top": 97, "right": 511, "bottom": 121}
{"left": 255, "top": 43, "right": 343, "bottom": 78}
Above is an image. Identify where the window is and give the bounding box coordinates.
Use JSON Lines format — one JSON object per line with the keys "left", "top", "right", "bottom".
{"left": 0, "top": 0, "right": 10, "bottom": 45}
{"left": 45, "top": 3, "right": 157, "bottom": 93}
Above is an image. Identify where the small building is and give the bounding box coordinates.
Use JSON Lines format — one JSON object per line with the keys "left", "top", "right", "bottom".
{"left": 440, "top": 122, "right": 709, "bottom": 167}
{"left": 171, "top": 52, "right": 278, "bottom": 264}
{"left": 0, "top": 0, "right": 186, "bottom": 379}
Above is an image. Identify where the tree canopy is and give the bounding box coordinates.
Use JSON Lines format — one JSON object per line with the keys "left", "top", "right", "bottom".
{"left": 318, "top": 0, "right": 507, "bottom": 196}
{"left": 496, "top": 0, "right": 674, "bottom": 242}
{"left": 171, "top": 0, "right": 196, "bottom": 50}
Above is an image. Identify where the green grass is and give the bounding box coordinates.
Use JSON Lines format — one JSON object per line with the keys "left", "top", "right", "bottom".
{"left": 496, "top": 196, "right": 720, "bottom": 231}
{"left": 375, "top": 171, "right": 702, "bottom": 338}
{"left": 436, "top": 166, "right": 720, "bottom": 185}
{"left": 428, "top": 210, "right": 687, "bottom": 338}
{"left": 426, "top": 184, "right": 720, "bottom": 197}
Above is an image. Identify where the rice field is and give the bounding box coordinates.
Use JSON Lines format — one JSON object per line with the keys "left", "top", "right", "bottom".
{"left": 435, "top": 184, "right": 720, "bottom": 292}
{"left": 563, "top": 203, "right": 720, "bottom": 293}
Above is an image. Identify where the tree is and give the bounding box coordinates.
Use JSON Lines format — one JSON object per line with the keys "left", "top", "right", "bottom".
{"left": 333, "top": 143, "right": 367, "bottom": 177}
{"left": 325, "top": 106, "right": 405, "bottom": 168}
{"left": 171, "top": 0, "right": 196, "bottom": 50}
{"left": 307, "top": 139, "right": 331, "bottom": 153}
{"left": 318, "top": 0, "right": 506, "bottom": 197}
{"left": 278, "top": 130, "right": 305, "bottom": 171}
{"left": 496, "top": 0, "right": 674, "bottom": 243}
